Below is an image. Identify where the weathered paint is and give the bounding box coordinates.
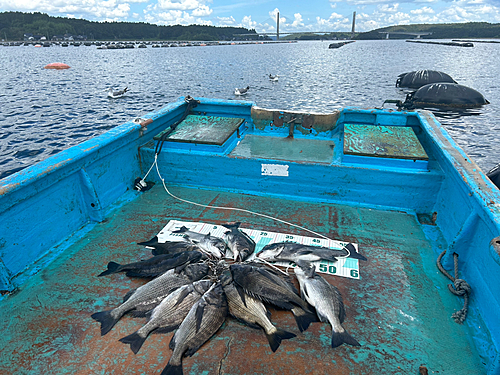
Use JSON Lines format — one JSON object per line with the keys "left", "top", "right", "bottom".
{"left": 343, "top": 124, "right": 428, "bottom": 160}
{"left": 0, "top": 97, "right": 499, "bottom": 374}
{"left": 0, "top": 186, "right": 490, "bottom": 374}
{"left": 154, "top": 115, "right": 244, "bottom": 145}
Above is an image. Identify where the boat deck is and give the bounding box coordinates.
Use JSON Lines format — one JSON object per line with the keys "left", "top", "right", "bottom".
{"left": 0, "top": 184, "right": 486, "bottom": 375}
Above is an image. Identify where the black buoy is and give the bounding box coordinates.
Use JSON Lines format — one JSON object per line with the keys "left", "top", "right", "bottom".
{"left": 487, "top": 164, "right": 500, "bottom": 189}
{"left": 396, "top": 70, "right": 457, "bottom": 89}
{"left": 403, "top": 83, "right": 489, "bottom": 109}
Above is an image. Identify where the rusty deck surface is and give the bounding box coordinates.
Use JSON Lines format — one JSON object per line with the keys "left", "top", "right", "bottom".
{"left": 0, "top": 185, "right": 486, "bottom": 375}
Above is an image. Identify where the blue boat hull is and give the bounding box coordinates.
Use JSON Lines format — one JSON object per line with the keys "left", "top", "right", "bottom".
{"left": 0, "top": 97, "right": 499, "bottom": 374}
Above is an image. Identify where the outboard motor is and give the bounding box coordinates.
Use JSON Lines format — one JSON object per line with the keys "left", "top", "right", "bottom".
{"left": 396, "top": 70, "right": 457, "bottom": 89}
{"left": 402, "top": 83, "right": 489, "bottom": 109}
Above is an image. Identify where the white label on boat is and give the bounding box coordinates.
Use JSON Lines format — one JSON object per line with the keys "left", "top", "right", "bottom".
{"left": 261, "top": 164, "right": 289, "bottom": 176}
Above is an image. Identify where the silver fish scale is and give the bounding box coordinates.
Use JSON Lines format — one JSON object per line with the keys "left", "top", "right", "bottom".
{"left": 137, "top": 280, "right": 213, "bottom": 337}
{"left": 232, "top": 266, "right": 307, "bottom": 310}
{"left": 112, "top": 270, "right": 192, "bottom": 317}
{"left": 168, "top": 284, "right": 228, "bottom": 366}
{"left": 295, "top": 270, "right": 345, "bottom": 326}
{"left": 223, "top": 282, "right": 275, "bottom": 333}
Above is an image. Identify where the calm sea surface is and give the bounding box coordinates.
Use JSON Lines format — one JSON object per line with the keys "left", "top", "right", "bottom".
{"left": 1, "top": 40, "right": 499, "bottom": 180}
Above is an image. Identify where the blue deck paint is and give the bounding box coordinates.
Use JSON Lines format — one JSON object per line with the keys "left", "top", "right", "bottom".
{"left": 0, "top": 97, "right": 499, "bottom": 374}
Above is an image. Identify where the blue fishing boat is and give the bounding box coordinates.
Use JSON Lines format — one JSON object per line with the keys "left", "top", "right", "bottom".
{"left": 0, "top": 96, "right": 499, "bottom": 374}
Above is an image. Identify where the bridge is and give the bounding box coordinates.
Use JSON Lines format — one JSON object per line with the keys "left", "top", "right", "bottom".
{"left": 236, "top": 11, "right": 357, "bottom": 41}
{"left": 379, "top": 31, "right": 433, "bottom": 39}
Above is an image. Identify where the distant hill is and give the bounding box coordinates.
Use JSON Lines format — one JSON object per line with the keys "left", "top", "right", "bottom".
{"left": 356, "top": 22, "right": 500, "bottom": 40}
{"left": 0, "top": 11, "right": 259, "bottom": 41}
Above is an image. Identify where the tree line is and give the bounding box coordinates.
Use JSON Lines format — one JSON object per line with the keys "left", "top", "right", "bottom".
{"left": 356, "top": 22, "right": 500, "bottom": 40}
{"left": 0, "top": 12, "right": 259, "bottom": 41}
{"left": 2, "top": 12, "right": 500, "bottom": 42}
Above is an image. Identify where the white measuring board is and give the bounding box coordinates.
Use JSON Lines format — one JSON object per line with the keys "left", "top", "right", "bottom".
{"left": 157, "top": 220, "right": 361, "bottom": 280}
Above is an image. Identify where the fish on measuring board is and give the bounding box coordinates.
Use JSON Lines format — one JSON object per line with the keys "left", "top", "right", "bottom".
{"left": 230, "top": 263, "right": 316, "bottom": 332}
{"left": 257, "top": 242, "right": 367, "bottom": 263}
{"left": 91, "top": 268, "right": 201, "bottom": 335}
{"left": 119, "top": 279, "right": 213, "bottom": 354}
{"left": 222, "top": 222, "right": 256, "bottom": 262}
{"left": 97, "top": 251, "right": 205, "bottom": 278}
{"left": 137, "top": 236, "right": 200, "bottom": 256}
{"left": 172, "top": 226, "right": 227, "bottom": 258}
{"left": 162, "top": 283, "right": 228, "bottom": 375}
{"left": 294, "top": 260, "right": 361, "bottom": 348}
{"left": 219, "top": 269, "right": 296, "bottom": 352}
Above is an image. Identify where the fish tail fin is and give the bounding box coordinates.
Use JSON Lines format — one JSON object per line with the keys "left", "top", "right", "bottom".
{"left": 331, "top": 328, "right": 361, "bottom": 348}
{"left": 292, "top": 307, "right": 318, "bottom": 332}
{"left": 171, "top": 226, "right": 189, "bottom": 234}
{"left": 345, "top": 243, "right": 367, "bottom": 261}
{"left": 137, "top": 236, "right": 160, "bottom": 246}
{"left": 119, "top": 332, "right": 147, "bottom": 354}
{"left": 348, "top": 251, "right": 367, "bottom": 261}
{"left": 266, "top": 328, "right": 296, "bottom": 352}
{"left": 90, "top": 310, "right": 119, "bottom": 336}
{"left": 98, "top": 261, "right": 122, "bottom": 277}
{"left": 160, "top": 363, "right": 183, "bottom": 375}
{"left": 222, "top": 222, "right": 241, "bottom": 229}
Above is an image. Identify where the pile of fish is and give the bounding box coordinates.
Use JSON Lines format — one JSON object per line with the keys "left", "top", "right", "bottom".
{"left": 91, "top": 223, "right": 366, "bottom": 375}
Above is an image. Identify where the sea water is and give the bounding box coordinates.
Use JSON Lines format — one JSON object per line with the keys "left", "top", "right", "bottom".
{"left": 0, "top": 39, "right": 499, "bottom": 179}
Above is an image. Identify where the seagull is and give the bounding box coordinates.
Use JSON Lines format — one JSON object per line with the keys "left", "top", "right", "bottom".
{"left": 106, "top": 87, "right": 128, "bottom": 99}
{"left": 269, "top": 74, "right": 279, "bottom": 82}
{"left": 234, "top": 86, "right": 249, "bottom": 96}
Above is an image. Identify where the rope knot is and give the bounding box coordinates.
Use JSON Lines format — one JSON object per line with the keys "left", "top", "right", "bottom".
{"left": 452, "top": 279, "right": 471, "bottom": 296}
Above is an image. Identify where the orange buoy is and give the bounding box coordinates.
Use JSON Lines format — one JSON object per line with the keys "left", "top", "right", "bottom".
{"left": 44, "top": 62, "right": 71, "bottom": 70}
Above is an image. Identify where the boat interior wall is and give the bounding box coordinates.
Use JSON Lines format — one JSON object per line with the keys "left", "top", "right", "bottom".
{"left": 413, "top": 111, "right": 500, "bottom": 357}
{"left": 251, "top": 106, "right": 341, "bottom": 136}
{"left": 1, "top": 97, "right": 500, "bottom": 371}
{"left": 0, "top": 110, "right": 168, "bottom": 292}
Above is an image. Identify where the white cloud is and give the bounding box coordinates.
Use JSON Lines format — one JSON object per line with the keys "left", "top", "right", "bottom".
{"left": 241, "top": 15, "right": 257, "bottom": 29}
{"left": 410, "top": 6, "right": 435, "bottom": 14}
{"left": 157, "top": 0, "right": 199, "bottom": 10}
{"left": 291, "top": 13, "right": 304, "bottom": 28}
{"left": 329, "top": 12, "right": 344, "bottom": 18}
{"left": 315, "top": 13, "right": 351, "bottom": 30}
{"left": 192, "top": 4, "right": 212, "bottom": 16}
{"left": 0, "top": 0, "right": 134, "bottom": 20}
{"left": 378, "top": 3, "right": 400, "bottom": 12}
{"left": 216, "top": 16, "right": 236, "bottom": 26}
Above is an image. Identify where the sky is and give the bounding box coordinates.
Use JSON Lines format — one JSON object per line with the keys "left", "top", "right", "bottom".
{"left": 1, "top": 0, "right": 500, "bottom": 33}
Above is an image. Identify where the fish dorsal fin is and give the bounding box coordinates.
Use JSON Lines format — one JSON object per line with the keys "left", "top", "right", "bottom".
{"left": 122, "top": 288, "right": 137, "bottom": 303}
{"left": 195, "top": 301, "right": 206, "bottom": 333}
{"left": 169, "top": 331, "right": 177, "bottom": 350}
{"left": 173, "top": 285, "right": 193, "bottom": 308}
{"left": 234, "top": 284, "right": 248, "bottom": 308}
{"left": 300, "top": 283, "right": 310, "bottom": 300}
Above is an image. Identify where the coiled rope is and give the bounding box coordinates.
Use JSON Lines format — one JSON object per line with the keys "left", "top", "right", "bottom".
{"left": 436, "top": 250, "right": 472, "bottom": 323}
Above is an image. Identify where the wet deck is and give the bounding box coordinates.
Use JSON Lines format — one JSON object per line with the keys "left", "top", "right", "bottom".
{"left": 0, "top": 185, "right": 486, "bottom": 374}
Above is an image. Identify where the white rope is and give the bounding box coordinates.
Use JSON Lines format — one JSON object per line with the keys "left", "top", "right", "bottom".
{"left": 145, "top": 153, "right": 351, "bottom": 259}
